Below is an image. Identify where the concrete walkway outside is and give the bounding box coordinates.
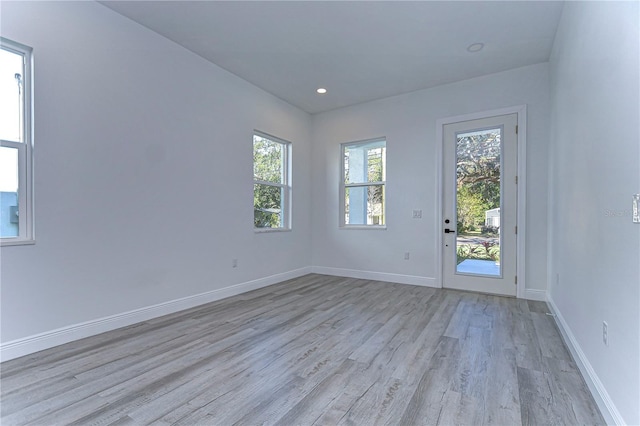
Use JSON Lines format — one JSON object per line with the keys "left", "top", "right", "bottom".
{"left": 457, "top": 258, "right": 500, "bottom": 276}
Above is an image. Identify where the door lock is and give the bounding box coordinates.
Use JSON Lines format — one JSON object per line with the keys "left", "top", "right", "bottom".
{"left": 444, "top": 228, "right": 455, "bottom": 234}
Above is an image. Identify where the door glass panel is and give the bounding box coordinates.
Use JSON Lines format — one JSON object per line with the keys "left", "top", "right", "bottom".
{"left": 0, "top": 146, "right": 19, "bottom": 238}
{"left": 455, "top": 128, "right": 501, "bottom": 276}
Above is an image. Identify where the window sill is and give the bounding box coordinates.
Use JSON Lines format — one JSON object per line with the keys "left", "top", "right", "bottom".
{"left": 1, "top": 239, "right": 35, "bottom": 247}
{"left": 339, "top": 225, "right": 387, "bottom": 230}
{"left": 254, "top": 228, "right": 292, "bottom": 234}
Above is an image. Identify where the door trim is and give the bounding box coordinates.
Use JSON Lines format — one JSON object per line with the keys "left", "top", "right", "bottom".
{"left": 435, "top": 105, "right": 527, "bottom": 299}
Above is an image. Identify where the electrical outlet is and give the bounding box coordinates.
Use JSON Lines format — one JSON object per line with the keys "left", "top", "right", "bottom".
{"left": 232, "top": 259, "right": 238, "bottom": 268}
{"left": 602, "top": 321, "right": 608, "bottom": 346}
{"left": 404, "top": 252, "right": 410, "bottom": 260}
{"left": 412, "top": 209, "right": 422, "bottom": 219}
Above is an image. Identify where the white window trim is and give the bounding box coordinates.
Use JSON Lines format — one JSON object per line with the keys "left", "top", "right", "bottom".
{"left": 339, "top": 138, "right": 387, "bottom": 229}
{"left": 253, "top": 131, "right": 292, "bottom": 232}
{"left": 1, "top": 37, "right": 34, "bottom": 246}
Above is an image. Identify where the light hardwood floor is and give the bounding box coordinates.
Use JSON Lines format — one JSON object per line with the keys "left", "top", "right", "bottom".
{"left": 1, "top": 274, "right": 604, "bottom": 425}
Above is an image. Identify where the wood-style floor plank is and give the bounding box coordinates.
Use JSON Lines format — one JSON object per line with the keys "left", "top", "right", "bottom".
{"left": 0, "top": 274, "right": 605, "bottom": 425}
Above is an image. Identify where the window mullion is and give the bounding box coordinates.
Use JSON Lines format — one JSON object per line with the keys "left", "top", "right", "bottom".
{"left": 0, "top": 139, "right": 23, "bottom": 149}
{"left": 344, "top": 181, "right": 385, "bottom": 188}
{"left": 254, "top": 179, "right": 285, "bottom": 188}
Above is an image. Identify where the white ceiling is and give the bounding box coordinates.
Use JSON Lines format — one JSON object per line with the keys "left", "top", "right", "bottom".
{"left": 100, "top": 1, "right": 564, "bottom": 114}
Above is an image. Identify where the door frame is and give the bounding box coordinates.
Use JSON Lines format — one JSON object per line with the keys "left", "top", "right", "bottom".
{"left": 435, "top": 105, "right": 527, "bottom": 299}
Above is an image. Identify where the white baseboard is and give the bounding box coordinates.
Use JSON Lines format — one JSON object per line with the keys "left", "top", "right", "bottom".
{"left": 546, "top": 295, "right": 625, "bottom": 425}
{"left": 311, "top": 266, "right": 438, "bottom": 288}
{"left": 0, "top": 267, "right": 312, "bottom": 362}
{"left": 524, "top": 288, "right": 546, "bottom": 301}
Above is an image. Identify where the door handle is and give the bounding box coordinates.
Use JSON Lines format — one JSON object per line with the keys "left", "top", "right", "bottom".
{"left": 444, "top": 228, "right": 455, "bottom": 234}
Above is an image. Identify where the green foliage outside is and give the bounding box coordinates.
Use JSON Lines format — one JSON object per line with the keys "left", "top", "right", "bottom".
{"left": 456, "top": 131, "right": 501, "bottom": 234}
{"left": 456, "top": 242, "right": 500, "bottom": 265}
{"left": 457, "top": 186, "right": 489, "bottom": 232}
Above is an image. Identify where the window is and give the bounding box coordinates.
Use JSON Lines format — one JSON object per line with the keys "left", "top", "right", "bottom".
{"left": 1, "top": 38, "right": 33, "bottom": 245}
{"left": 253, "top": 132, "right": 291, "bottom": 230}
{"left": 340, "top": 138, "right": 386, "bottom": 227}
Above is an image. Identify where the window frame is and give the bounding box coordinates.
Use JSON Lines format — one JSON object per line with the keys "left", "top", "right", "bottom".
{"left": 339, "top": 138, "right": 387, "bottom": 229}
{"left": 253, "top": 131, "right": 292, "bottom": 232}
{"left": 1, "top": 37, "right": 34, "bottom": 246}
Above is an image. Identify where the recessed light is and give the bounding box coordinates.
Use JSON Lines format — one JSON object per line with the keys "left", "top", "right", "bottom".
{"left": 467, "top": 43, "right": 484, "bottom": 53}
{"left": 316, "top": 88, "right": 327, "bottom": 94}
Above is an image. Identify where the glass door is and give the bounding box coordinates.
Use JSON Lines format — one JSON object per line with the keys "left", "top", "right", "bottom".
{"left": 442, "top": 114, "right": 518, "bottom": 296}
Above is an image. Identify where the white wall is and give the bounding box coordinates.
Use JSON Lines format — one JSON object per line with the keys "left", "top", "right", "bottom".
{"left": 0, "top": 1, "right": 312, "bottom": 345}
{"left": 548, "top": 2, "right": 640, "bottom": 424}
{"left": 311, "top": 63, "right": 550, "bottom": 294}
